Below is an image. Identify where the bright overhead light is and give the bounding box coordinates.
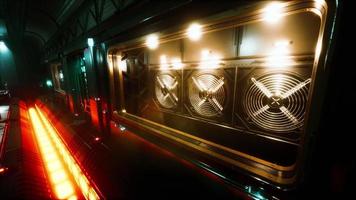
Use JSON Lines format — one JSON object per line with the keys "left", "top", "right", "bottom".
{"left": 0, "top": 41, "right": 8, "bottom": 52}
{"left": 146, "top": 34, "right": 159, "bottom": 49}
{"left": 46, "top": 80, "right": 53, "bottom": 87}
{"left": 263, "top": 2, "right": 284, "bottom": 24}
{"left": 187, "top": 23, "right": 202, "bottom": 41}
{"left": 87, "top": 38, "right": 94, "bottom": 47}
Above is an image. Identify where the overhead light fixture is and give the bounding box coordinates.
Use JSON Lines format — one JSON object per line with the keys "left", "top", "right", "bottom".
{"left": 0, "top": 41, "right": 8, "bottom": 52}
{"left": 263, "top": 2, "right": 284, "bottom": 24}
{"left": 187, "top": 23, "right": 202, "bottom": 41}
{"left": 87, "top": 38, "right": 94, "bottom": 47}
{"left": 46, "top": 80, "right": 53, "bottom": 87}
{"left": 146, "top": 34, "right": 159, "bottom": 50}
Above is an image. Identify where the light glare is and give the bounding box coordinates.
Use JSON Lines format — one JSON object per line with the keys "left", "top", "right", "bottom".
{"left": 171, "top": 57, "right": 183, "bottom": 69}
{"left": 200, "top": 49, "right": 221, "bottom": 69}
{"left": 146, "top": 34, "right": 159, "bottom": 49}
{"left": 266, "top": 39, "right": 293, "bottom": 68}
{"left": 187, "top": 23, "right": 202, "bottom": 41}
{"left": 87, "top": 38, "right": 94, "bottom": 47}
{"left": 0, "top": 41, "right": 8, "bottom": 52}
{"left": 263, "top": 2, "right": 284, "bottom": 24}
{"left": 30, "top": 106, "right": 101, "bottom": 200}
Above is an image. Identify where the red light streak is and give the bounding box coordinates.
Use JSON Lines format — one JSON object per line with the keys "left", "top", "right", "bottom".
{"left": 29, "top": 106, "right": 100, "bottom": 200}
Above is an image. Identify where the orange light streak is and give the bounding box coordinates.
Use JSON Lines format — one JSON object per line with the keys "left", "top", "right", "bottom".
{"left": 34, "top": 105, "right": 100, "bottom": 200}
{"left": 29, "top": 108, "right": 77, "bottom": 199}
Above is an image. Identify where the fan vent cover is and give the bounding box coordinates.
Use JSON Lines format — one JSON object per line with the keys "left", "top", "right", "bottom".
{"left": 244, "top": 73, "right": 311, "bottom": 132}
{"left": 155, "top": 73, "right": 179, "bottom": 109}
{"left": 189, "top": 73, "right": 226, "bottom": 117}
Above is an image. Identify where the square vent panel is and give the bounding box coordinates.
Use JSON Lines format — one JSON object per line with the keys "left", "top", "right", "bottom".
{"left": 235, "top": 65, "right": 312, "bottom": 141}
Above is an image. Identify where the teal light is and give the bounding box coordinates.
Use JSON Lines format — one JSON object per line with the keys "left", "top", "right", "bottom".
{"left": 87, "top": 38, "right": 94, "bottom": 47}
{"left": 245, "top": 186, "right": 267, "bottom": 200}
{"left": 46, "top": 80, "right": 53, "bottom": 87}
{"left": 0, "top": 41, "right": 8, "bottom": 52}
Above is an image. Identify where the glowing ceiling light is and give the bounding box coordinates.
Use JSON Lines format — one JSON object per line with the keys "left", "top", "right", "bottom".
{"left": 46, "top": 80, "right": 53, "bottom": 87}
{"left": 87, "top": 38, "right": 94, "bottom": 47}
{"left": 187, "top": 23, "right": 202, "bottom": 41}
{"left": 0, "top": 41, "right": 8, "bottom": 52}
{"left": 146, "top": 34, "right": 159, "bottom": 49}
{"left": 263, "top": 2, "right": 284, "bottom": 24}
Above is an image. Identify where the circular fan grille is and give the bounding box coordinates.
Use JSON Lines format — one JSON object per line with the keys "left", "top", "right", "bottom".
{"left": 155, "top": 73, "right": 179, "bottom": 109}
{"left": 244, "top": 73, "right": 311, "bottom": 132}
{"left": 189, "top": 73, "right": 226, "bottom": 117}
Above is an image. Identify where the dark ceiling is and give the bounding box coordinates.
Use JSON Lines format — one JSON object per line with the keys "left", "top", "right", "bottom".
{"left": 0, "top": 0, "right": 85, "bottom": 93}
{"left": 0, "top": 0, "right": 84, "bottom": 47}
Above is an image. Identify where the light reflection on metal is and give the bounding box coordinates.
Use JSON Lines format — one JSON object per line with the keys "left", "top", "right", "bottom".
{"left": 262, "top": 2, "right": 284, "bottom": 24}
{"left": 119, "top": 124, "right": 126, "bottom": 132}
{"left": 251, "top": 78, "right": 272, "bottom": 98}
{"left": 281, "top": 78, "right": 311, "bottom": 98}
{"left": 171, "top": 57, "right": 183, "bottom": 69}
{"left": 190, "top": 74, "right": 225, "bottom": 116}
{"left": 199, "top": 49, "right": 221, "bottom": 69}
{"left": 0, "top": 41, "right": 8, "bottom": 52}
{"left": 160, "top": 55, "right": 169, "bottom": 69}
{"left": 266, "top": 39, "right": 294, "bottom": 68}
{"left": 239, "top": 37, "right": 257, "bottom": 56}
{"left": 119, "top": 57, "right": 127, "bottom": 73}
{"left": 246, "top": 74, "right": 310, "bottom": 132}
{"left": 30, "top": 106, "right": 101, "bottom": 200}
{"left": 160, "top": 55, "right": 183, "bottom": 70}
{"left": 314, "top": 0, "right": 325, "bottom": 10}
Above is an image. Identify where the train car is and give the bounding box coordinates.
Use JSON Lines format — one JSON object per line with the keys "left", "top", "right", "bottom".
{"left": 48, "top": 1, "right": 339, "bottom": 199}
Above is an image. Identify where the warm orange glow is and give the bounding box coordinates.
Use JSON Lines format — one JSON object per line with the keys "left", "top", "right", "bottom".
{"left": 199, "top": 49, "right": 221, "bottom": 69}
{"left": 263, "top": 2, "right": 284, "bottom": 24}
{"left": 34, "top": 105, "right": 100, "bottom": 200}
{"left": 29, "top": 108, "right": 76, "bottom": 199}
{"left": 55, "top": 180, "right": 75, "bottom": 199}
{"left": 266, "top": 39, "right": 294, "bottom": 68}
{"left": 146, "top": 34, "right": 159, "bottom": 49}
{"left": 187, "top": 23, "right": 202, "bottom": 41}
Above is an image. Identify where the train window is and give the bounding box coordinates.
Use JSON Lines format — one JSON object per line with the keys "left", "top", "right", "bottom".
{"left": 109, "top": 1, "right": 327, "bottom": 187}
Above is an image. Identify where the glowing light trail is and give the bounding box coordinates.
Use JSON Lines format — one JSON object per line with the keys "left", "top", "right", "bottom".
{"left": 29, "top": 106, "right": 101, "bottom": 200}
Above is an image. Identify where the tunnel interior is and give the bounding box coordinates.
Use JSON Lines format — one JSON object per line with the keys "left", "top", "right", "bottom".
{"left": 0, "top": 1, "right": 354, "bottom": 199}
